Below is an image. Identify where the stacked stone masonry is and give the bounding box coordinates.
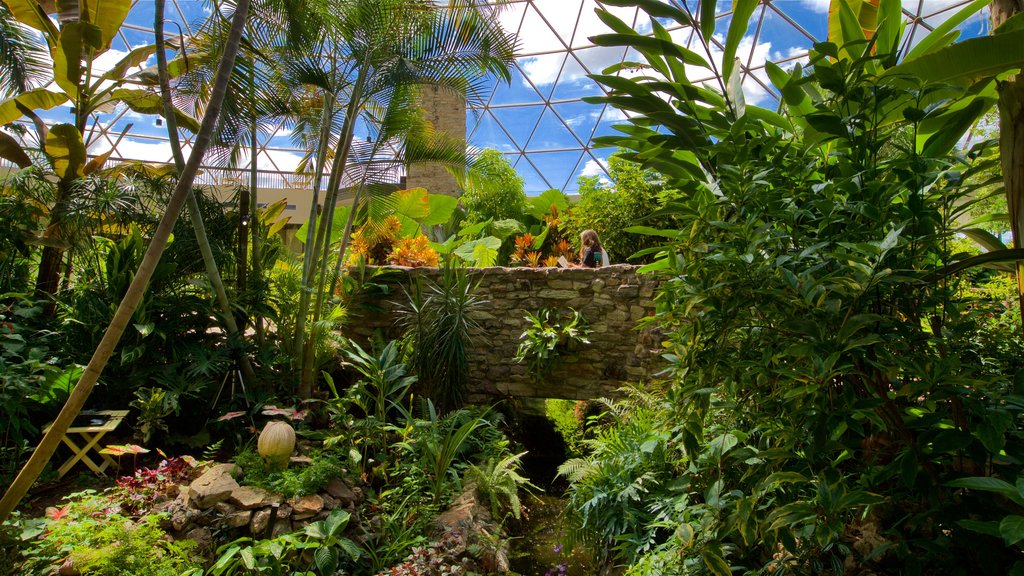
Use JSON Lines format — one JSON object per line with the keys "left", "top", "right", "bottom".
{"left": 406, "top": 85, "right": 466, "bottom": 197}
{"left": 348, "top": 265, "right": 665, "bottom": 401}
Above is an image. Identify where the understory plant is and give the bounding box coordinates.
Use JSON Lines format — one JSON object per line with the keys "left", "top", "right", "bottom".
{"left": 515, "top": 308, "right": 591, "bottom": 382}
{"left": 559, "top": 0, "right": 1024, "bottom": 573}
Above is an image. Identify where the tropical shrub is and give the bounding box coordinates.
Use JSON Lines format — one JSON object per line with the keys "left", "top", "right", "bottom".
{"left": 563, "top": 153, "right": 675, "bottom": 264}
{"left": 398, "top": 263, "right": 483, "bottom": 412}
{"left": 9, "top": 489, "right": 200, "bottom": 576}
{"left": 234, "top": 448, "right": 345, "bottom": 499}
{"left": 460, "top": 148, "right": 528, "bottom": 224}
{"left": 558, "top": 0, "right": 1024, "bottom": 573}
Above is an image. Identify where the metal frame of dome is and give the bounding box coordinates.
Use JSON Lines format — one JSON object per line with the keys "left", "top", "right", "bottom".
{"left": 15, "top": 0, "right": 989, "bottom": 194}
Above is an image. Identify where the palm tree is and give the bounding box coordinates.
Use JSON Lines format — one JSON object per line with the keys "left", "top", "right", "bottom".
{"left": 282, "top": 0, "right": 515, "bottom": 396}
{"left": 0, "top": 2, "right": 48, "bottom": 98}
{"left": 0, "top": 0, "right": 253, "bottom": 521}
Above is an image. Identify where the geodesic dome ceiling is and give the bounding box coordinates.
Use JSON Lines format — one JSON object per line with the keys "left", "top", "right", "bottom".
{"left": 41, "top": 0, "right": 993, "bottom": 195}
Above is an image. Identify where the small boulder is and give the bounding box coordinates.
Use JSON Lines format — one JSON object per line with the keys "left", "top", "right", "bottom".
{"left": 184, "top": 526, "right": 214, "bottom": 555}
{"left": 230, "top": 486, "right": 280, "bottom": 510}
{"left": 290, "top": 494, "right": 324, "bottom": 520}
{"left": 251, "top": 508, "right": 272, "bottom": 536}
{"left": 225, "top": 510, "right": 252, "bottom": 529}
{"left": 326, "top": 478, "right": 357, "bottom": 506}
{"left": 188, "top": 464, "right": 241, "bottom": 509}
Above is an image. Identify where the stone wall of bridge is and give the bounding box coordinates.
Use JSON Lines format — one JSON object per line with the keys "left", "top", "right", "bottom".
{"left": 346, "top": 265, "right": 665, "bottom": 401}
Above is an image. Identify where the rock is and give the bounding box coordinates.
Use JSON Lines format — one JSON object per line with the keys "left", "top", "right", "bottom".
{"left": 290, "top": 494, "right": 324, "bottom": 519}
{"left": 277, "top": 503, "right": 292, "bottom": 519}
{"left": 225, "top": 510, "right": 252, "bottom": 529}
{"left": 251, "top": 508, "right": 272, "bottom": 536}
{"left": 289, "top": 455, "right": 313, "bottom": 466}
{"left": 230, "top": 486, "right": 279, "bottom": 510}
{"left": 326, "top": 477, "right": 358, "bottom": 506}
{"left": 188, "top": 463, "right": 241, "bottom": 509}
{"left": 271, "top": 519, "right": 292, "bottom": 538}
{"left": 184, "top": 526, "right": 214, "bottom": 555}
{"left": 156, "top": 499, "right": 198, "bottom": 532}
{"left": 321, "top": 494, "right": 338, "bottom": 510}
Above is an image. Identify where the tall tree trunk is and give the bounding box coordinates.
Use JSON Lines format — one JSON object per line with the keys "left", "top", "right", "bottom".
{"left": 0, "top": 0, "right": 252, "bottom": 521}
{"left": 154, "top": 0, "right": 257, "bottom": 383}
{"left": 992, "top": 0, "right": 1024, "bottom": 331}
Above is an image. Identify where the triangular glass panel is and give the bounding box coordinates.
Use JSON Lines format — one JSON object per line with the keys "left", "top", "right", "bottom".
{"left": 515, "top": 155, "right": 556, "bottom": 195}
{"left": 519, "top": 52, "right": 568, "bottom": 97}
{"left": 575, "top": 149, "right": 614, "bottom": 188}
{"left": 527, "top": 150, "right": 587, "bottom": 192}
{"left": 551, "top": 101, "right": 602, "bottom": 144}
{"left": 488, "top": 64, "right": 548, "bottom": 106}
{"left": 489, "top": 105, "right": 546, "bottom": 152}
{"left": 526, "top": 107, "right": 584, "bottom": 151}
{"left": 468, "top": 111, "right": 520, "bottom": 154}
{"left": 571, "top": 1, "right": 641, "bottom": 49}
{"left": 518, "top": 2, "right": 568, "bottom": 54}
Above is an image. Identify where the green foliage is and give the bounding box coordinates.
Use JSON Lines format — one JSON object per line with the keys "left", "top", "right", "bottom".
{"left": 0, "top": 296, "right": 79, "bottom": 484}
{"left": 130, "top": 386, "right": 177, "bottom": 444}
{"left": 398, "top": 262, "right": 483, "bottom": 412}
{"left": 207, "top": 509, "right": 360, "bottom": 575}
{"left": 545, "top": 399, "right": 587, "bottom": 457}
{"left": 564, "top": 154, "right": 675, "bottom": 264}
{"left": 514, "top": 308, "right": 591, "bottom": 381}
{"left": 234, "top": 448, "right": 345, "bottom": 499}
{"left": 461, "top": 148, "right": 527, "bottom": 224}
{"left": 466, "top": 450, "right": 537, "bottom": 520}
{"left": 9, "top": 489, "right": 199, "bottom": 576}
{"left": 557, "top": 1, "right": 1024, "bottom": 573}
{"left": 397, "top": 404, "right": 491, "bottom": 505}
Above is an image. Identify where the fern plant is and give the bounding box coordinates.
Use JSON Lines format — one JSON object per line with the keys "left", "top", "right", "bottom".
{"left": 466, "top": 451, "right": 538, "bottom": 521}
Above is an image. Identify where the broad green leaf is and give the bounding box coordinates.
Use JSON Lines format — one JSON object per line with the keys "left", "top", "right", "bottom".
{"left": 53, "top": 22, "right": 103, "bottom": 100}
{"left": 623, "top": 225, "right": 681, "bottom": 239}
{"left": 528, "top": 189, "right": 569, "bottom": 220}
{"left": 0, "top": 89, "right": 68, "bottom": 125}
{"left": 725, "top": 57, "right": 745, "bottom": 119}
{"left": 458, "top": 218, "right": 492, "bottom": 238}
{"left": 700, "top": 0, "right": 717, "bottom": 40}
{"left": 904, "top": 0, "right": 991, "bottom": 61}
{"left": 0, "top": 132, "right": 32, "bottom": 168}
{"left": 958, "top": 519, "right": 1003, "bottom": 538}
{"left": 995, "top": 11, "right": 1024, "bottom": 36}
{"left": 453, "top": 236, "right": 501, "bottom": 266}
{"left": 84, "top": 0, "right": 133, "bottom": 50}
{"left": 1002, "top": 516, "right": 1024, "bottom": 546}
{"left": 597, "top": 0, "right": 695, "bottom": 27}
{"left": 702, "top": 548, "right": 732, "bottom": 576}
{"left": 722, "top": 0, "right": 759, "bottom": 82}
{"left": 295, "top": 205, "right": 352, "bottom": 246}
{"left": 112, "top": 89, "right": 201, "bottom": 133}
{"left": 420, "top": 193, "right": 459, "bottom": 226}
{"left": 490, "top": 219, "right": 525, "bottom": 240}
{"left": 875, "top": 0, "right": 903, "bottom": 64}
{"left": 946, "top": 476, "right": 1024, "bottom": 505}
{"left": 829, "top": 0, "right": 873, "bottom": 61}
{"left": 920, "top": 97, "right": 992, "bottom": 157}
{"left": 926, "top": 248, "right": 1024, "bottom": 282}
{"left": 392, "top": 187, "right": 431, "bottom": 221}
{"left": 45, "top": 124, "right": 87, "bottom": 181}
{"left": 885, "top": 28, "right": 1024, "bottom": 87}
{"left": 960, "top": 228, "right": 1008, "bottom": 252}
{"left": 472, "top": 242, "right": 497, "bottom": 267}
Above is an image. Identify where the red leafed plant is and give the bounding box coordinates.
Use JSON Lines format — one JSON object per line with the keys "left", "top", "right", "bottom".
{"left": 115, "top": 455, "right": 197, "bottom": 515}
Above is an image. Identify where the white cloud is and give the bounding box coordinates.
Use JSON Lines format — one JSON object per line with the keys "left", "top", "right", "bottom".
{"left": 580, "top": 158, "right": 608, "bottom": 179}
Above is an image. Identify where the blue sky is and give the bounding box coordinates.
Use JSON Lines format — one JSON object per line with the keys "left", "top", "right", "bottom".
{"left": 21, "top": 0, "right": 992, "bottom": 196}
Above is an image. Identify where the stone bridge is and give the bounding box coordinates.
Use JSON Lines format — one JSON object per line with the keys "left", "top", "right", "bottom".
{"left": 347, "top": 265, "right": 665, "bottom": 401}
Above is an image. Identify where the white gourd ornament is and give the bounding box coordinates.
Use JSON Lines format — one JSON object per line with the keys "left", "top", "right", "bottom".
{"left": 258, "top": 420, "right": 296, "bottom": 471}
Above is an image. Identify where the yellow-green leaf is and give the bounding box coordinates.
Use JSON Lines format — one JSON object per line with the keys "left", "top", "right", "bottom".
{"left": 52, "top": 22, "right": 102, "bottom": 100}
{"left": 0, "top": 90, "right": 68, "bottom": 125}
{"left": 101, "top": 45, "right": 157, "bottom": 81}
{"left": 45, "top": 123, "right": 87, "bottom": 181}
{"left": 83, "top": 0, "right": 132, "bottom": 50}
{"left": 112, "top": 88, "right": 201, "bottom": 133}
{"left": 83, "top": 149, "right": 113, "bottom": 174}
{"left": 702, "top": 548, "right": 732, "bottom": 576}
{"left": 1, "top": 0, "right": 58, "bottom": 45}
